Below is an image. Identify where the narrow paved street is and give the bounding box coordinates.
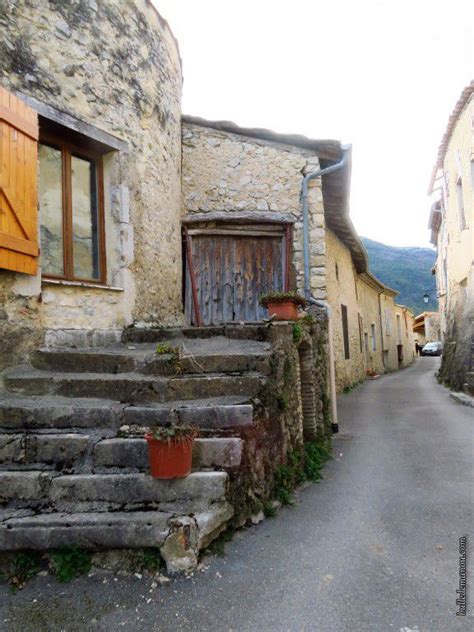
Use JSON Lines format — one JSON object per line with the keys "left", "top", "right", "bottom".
{"left": 2, "top": 358, "right": 472, "bottom": 632}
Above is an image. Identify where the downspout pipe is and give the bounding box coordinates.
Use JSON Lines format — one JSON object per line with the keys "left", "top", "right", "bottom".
{"left": 301, "top": 145, "right": 351, "bottom": 434}
{"left": 302, "top": 145, "right": 351, "bottom": 303}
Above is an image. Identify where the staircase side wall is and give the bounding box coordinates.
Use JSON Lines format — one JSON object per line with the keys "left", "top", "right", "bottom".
{"left": 229, "top": 314, "right": 331, "bottom": 526}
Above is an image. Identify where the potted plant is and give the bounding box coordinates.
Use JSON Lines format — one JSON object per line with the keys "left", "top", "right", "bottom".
{"left": 259, "top": 291, "right": 307, "bottom": 321}
{"left": 145, "top": 424, "right": 197, "bottom": 479}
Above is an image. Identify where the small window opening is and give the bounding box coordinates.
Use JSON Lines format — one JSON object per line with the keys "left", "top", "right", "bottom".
{"left": 341, "top": 304, "right": 350, "bottom": 359}
{"left": 371, "top": 323, "right": 376, "bottom": 352}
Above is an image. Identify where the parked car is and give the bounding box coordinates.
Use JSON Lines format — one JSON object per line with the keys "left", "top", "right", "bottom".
{"left": 421, "top": 341, "right": 443, "bottom": 356}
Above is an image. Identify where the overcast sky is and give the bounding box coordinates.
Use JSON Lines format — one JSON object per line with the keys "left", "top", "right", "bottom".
{"left": 156, "top": 0, "right": 473, "bottom": 248}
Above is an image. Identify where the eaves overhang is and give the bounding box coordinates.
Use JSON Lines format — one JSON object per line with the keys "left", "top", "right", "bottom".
{"left": 428, "top": 82, "right": 474, "bottom": 194}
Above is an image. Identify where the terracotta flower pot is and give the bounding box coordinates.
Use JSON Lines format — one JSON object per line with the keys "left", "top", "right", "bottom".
{"left": 265, "top": 300, "right": 300, "bottom": 321}
{"left": 145, "top": 433, "right": 194, "bottom": 479}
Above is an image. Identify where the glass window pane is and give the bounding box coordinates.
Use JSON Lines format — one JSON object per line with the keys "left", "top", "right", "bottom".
{"left": 71, "top": 155, "right": 99, "bottom": 280}
{"left": 39, "top": 144, "right": 64, "bottom": 276}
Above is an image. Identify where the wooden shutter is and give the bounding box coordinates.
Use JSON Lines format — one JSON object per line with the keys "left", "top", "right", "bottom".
{"left": 0, "top": 86, "right": 39, "bottom": 275}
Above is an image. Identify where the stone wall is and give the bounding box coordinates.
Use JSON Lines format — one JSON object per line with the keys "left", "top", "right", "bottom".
{"left": 0, "top": 0, "right": 183, "bottom": 368}
{"left": 379, "top": 293, "right": 400, "bottom": 371}
{"left": 226, "top": 314, "right": 331, "bottom": 526}
{"left": 394, "top": 306, "right": 416, "bottom": 368}
{"left": 325, "top": 229, "right": 365, "bottom": 392}
{"left": 182, "top": 122, "right": 326, "bottom": 299}
{"left": 434, "top": 94, "right": 473, "bottom": 389}
{"left": 356, "top": 277, "right": 385, "bottom": 376}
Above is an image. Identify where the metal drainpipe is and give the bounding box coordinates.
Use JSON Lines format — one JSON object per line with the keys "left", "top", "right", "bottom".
{"left": 301, "top": 145, "right": 351, "bottom": 434}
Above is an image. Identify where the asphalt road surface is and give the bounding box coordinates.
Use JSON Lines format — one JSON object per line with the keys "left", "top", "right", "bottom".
{"left": 1, "top": 357, "right": 472, "bottom": 632}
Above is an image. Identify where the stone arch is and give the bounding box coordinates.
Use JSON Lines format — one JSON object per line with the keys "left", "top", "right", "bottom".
{"left": 298, "top": 340, "right": 318, "bottom": 441}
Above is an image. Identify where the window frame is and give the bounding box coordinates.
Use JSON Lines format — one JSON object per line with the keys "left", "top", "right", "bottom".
{"left": 341, "top": 304, "right": 350, "bottom": 360}
{"left": 39, "top": 130, "right": 106, "bottom": 284}
{"left": 371, "top": 323, "right": 377, "bottom": 352}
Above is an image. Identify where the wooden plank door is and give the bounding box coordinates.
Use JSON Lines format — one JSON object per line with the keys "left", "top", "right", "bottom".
{"left": 185, "top": 232, "right": 285, "bottom": 325}
{"left": 0, "top": 86, "right": 39, "bottom": 275}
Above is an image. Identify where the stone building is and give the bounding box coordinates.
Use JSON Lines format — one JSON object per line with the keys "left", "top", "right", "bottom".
{"left": 428, "top": 83, "right": 473, "bottom": 393}
{"left": 325, "top": 228, "right": 415, "bottom": 390}
{"left": 0, "top": 0, "right": 183, "bottom": 371}
{"left": 0, "top": 1, "right": 414, "bottom": 566}
{"left": 412, "top": 311, "right": 441, "bottom": 346}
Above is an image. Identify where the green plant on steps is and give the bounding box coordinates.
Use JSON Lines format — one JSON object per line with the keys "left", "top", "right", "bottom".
{"left": 49, "top": 547, "right": 92, "bottom": 583}
{"left": 259, "top": 291, "right": 307, "bottom": 307}
{"left": 149, "top": 424, "right": 197, "bottom": 442}
{"left": 155, "top": 342, "right": 177, "bottom": 355}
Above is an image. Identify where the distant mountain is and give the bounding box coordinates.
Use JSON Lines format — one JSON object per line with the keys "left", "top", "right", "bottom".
{"left": 361, "top": 237, "right": 438, "bottom": 316}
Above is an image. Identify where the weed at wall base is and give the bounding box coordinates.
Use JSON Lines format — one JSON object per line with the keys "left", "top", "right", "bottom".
{"left": 272, "top": 440, "right": 332, "bottom": 505}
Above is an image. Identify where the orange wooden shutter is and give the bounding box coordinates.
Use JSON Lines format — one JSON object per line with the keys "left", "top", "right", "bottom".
{"left": 0, "top": 86, "right": 39, "bottom": 275}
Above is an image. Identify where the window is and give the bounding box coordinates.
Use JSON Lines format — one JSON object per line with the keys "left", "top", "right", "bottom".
{"left": 358, "top": 313, "right": 363, "bottom": 352}
{"left": 456, "top": 177, "right": 466, "bottom": 231}
{"left": 341, "top": 304, "right": 350, "bottom": 360}
{"left": 335, "top": 262, "right": 339, "bottom": 281}
{"left": 396, "top": 314, "right": 402, "bottom": 341}
{"left": 385, "top": 308, "right": 392, "bottom": 335}
{"left": 39, "top": 134, "right": 105, "bottom": 282}
{"left": 371, "top": 323, "right": 376, "bottom": 352}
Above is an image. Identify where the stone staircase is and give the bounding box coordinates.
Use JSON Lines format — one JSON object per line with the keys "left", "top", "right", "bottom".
{"left": 0, "top": 325, "right": 272, "bottom": 572}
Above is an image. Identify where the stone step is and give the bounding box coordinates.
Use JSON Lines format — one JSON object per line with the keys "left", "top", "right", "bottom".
{"left": 0, "top": 395, "right": 254, "bottom": 431}
{"left": 31, "top": 349, "right": 136, "bottom": 374}
{"left": 0, "top": 432, "right": 89, "bottom": 470}
{"left": 0, "top": 396, "right": 126, "bottom": 431}
{"left": 0, "top": 433, "right": 243, "bottom": 473}
{"left": 3, "top": 367, "right": 265, "bottom": 403}
{"left": 32, "top": 345, "right": 271, "bottom": 376}
{"left": 0, "top": 471, "right": 229, "bottom": 513}
{"left": 124, "top": 324, "right": 270, "bottom": 343}
{"left": 93, "top": 437, "right": 243, "bottom": 472}
{"left": 0, "top": 503, "right": 234, "bottom": 571}
{"left": 0, "top": 510, "right": 173, "bottom": 550}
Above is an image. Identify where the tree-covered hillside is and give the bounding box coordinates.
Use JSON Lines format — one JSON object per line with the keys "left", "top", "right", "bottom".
{"left": 361, "top": 237, "right": 438, "bottom": 316}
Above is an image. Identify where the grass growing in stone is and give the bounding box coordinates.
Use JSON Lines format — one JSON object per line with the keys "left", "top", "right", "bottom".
{"left": 140, "top": 548, "right": 164, "bottom": 573}
{"left": 205, "top": 528, "right": 235, "bottom": 557}
{"left": 262, "top": 500, "right": 278, "bottom": 518}
{"left": 50, "top": 547, "right": 92, "bottom": 583}
{"left": 155, "top": 342, "right": 176, "bottom": 355}
{"left": 273, "top": 440, "right": 332, "bottom": 506}
{"left": 276, "top": 392, "right": 289, "bottom": 411}
{"left": 5, "top": 551, "right": 43, "bottom": 590}
{"left": 292, "top": 322, "right": 303, "bottom": 343}
{"left": 343, "top": 378, "right": 365, "bottom": 393}
{"left": 303, "top": 441, "right": 332, "bottom": 482}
